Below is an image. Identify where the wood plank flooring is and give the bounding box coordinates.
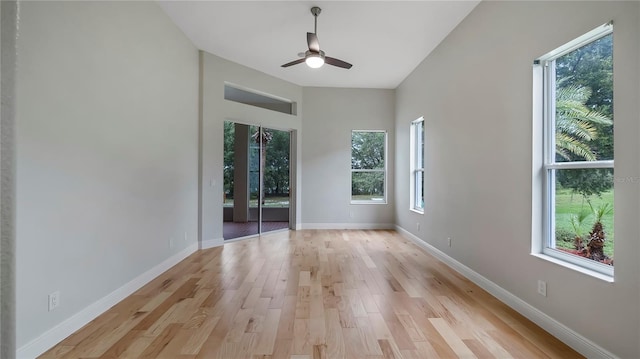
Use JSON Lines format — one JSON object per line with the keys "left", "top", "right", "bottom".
{"left": 40, "top": 230, "right": 583, "bottom": 358}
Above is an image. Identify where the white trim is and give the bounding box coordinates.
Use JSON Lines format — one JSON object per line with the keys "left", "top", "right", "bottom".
{"left": 199, "top": 237, "right": 224, "bottom": 250}
{"left": 541, "top": 245, "right": 614, "bottom": 278}
{"left": 531, "top": 253, "right": 613, "bottom": 283}
{"left": 16, "top": 244, "right": 198, "bottom": 359}
{"left": 301, "top": 223, "right": 394, "bottom": 230}
{"left": 221, "top": 235, "right": 257, "bottom": 244}
{"left": 536, "top": 22, "right": 612, "bottom": 62}
{"left": 395, "top": 225, "right": 619, "bottom": 359}
{"left": 545, "top": 160, "right": 614, "bottom": 170}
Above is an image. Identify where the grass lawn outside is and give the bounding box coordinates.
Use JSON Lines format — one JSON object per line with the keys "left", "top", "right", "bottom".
{"left": 224, "top": 196, "right": 290, "bottom": 208}
{"left": 351, "top": 194, "right": 385, "bottom": 202}
{"left": 554, "top": 188, "right": 614, "bottom": 258}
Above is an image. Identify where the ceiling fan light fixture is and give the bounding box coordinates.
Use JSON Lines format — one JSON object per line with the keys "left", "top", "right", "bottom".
{"left": 281, "top": 7, "right": 352, "bottom": 70}
{"left": 305, "top": 53, "right": 324, "bottom": 68}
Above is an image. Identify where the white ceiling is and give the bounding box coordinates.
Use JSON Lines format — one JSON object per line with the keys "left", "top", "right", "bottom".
{"left": 158, "top": 1, "right": 480, "bottom": 89}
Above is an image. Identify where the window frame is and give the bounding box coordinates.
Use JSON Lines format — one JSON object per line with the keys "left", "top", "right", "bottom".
{"left": 534, "top": 22, "right": 614, "bottom": 278}
{"left": 350, "top": 130, "right": 388, "bottom": 205}
{"left": 410, "top": 118, "right": 425, "bottom": 213}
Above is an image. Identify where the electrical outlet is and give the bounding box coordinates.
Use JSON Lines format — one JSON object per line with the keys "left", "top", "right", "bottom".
{"left": 349, "top": 211, "right": 354, "bottom": 218}
{"left": 416, "top": 222, "right": 420, "bottom": 231}
{"left": 447, "top": 237, "right": 452, "bottom": 247}
{"left": 169, "top": 238, "right": 174, "bottom": 249}
{"left": 48, "top": 291, "right": 60, "bottom": 311}
{"left": 184, "top": 231, "right": 188, "bottom": 242}
{"left": 537, "top": 280, "right": 547, "bottom": 297}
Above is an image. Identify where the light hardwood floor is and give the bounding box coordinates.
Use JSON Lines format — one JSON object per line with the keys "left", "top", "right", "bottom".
{"left": 40, "top": 230, "right": 583, "bottom": 358}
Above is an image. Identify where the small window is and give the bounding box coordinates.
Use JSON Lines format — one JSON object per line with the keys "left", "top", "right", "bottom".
{"left": 534, "top": 22, "right": 614, "bottom": 277}
{"left": 410, "top": 118, "right": 425, "bottom": 213}
{"left": 351, "top": 131, "right": 387, "bottom": 204}
{"left": 224, "top": 83, "right": 296, "bottom": 115}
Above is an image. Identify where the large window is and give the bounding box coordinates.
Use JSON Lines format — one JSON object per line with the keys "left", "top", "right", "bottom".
{"left": 351, "top": 130, "right": 387, "bottom": 203}
{"left": 410, "top": 118, "right": 424, "bottom": 212}
{"left": 535, "top": 22, "right": 614, "bottom": 276}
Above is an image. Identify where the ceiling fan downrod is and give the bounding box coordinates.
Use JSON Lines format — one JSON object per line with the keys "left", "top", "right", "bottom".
{"left": 311, "top": 6, "right": 321, "bottom": 34}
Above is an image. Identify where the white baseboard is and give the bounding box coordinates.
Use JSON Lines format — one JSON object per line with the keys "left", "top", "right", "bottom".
{"left": 395, "top": 225, "right": 618, "bottom": 359}
{"left": 199, "top": 237, "right": 224, "bottom": 250}
{"left": 301, "top": 222, "right": 394, "bottom": 230}
{"left": 16, "top": 244, "right": 198, "bottom": 359}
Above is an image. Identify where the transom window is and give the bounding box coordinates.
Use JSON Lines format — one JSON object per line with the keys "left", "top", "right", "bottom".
{"left": 534, "top": 22, "right": 614, "bottom": 277}
{"left": 410, "top": 118, "right": 424, "bottom": 213}
{"left": 351, "top": 130, "right": 387, "bottom": 204}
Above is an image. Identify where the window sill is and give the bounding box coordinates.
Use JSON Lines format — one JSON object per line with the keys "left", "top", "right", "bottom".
{"left": 531, "top": 253, "right": 614, "bottom": 283}
{"left": 410, "top": 208, "right": 424, "bottom": 215}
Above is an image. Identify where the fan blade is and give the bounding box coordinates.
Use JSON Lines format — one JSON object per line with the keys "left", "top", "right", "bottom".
{"left": 281, "top": 58, "right": 305, "bottom": 68}
{"left": 325, "top": 56, "right": 353, "bottom": 69}
{"left": 307, "top": 32, "right": 320, "bottom": 52}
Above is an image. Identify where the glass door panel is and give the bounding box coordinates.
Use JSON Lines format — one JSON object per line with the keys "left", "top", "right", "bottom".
{"left": 223, "top": 121, "right": 259, "bottom": 240}
{"left": 223, "top": 122, "right": 290, "bottom": 239}
{"left": 261, "top": 127, "right": 290, "bottom": 233}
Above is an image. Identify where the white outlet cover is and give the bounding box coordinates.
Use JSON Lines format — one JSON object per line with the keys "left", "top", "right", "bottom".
{"left": 48, "top": 291, "right": 60, "bottom": 311}
{"left": 537, "top": 280, "right": 547, "bottom": 296}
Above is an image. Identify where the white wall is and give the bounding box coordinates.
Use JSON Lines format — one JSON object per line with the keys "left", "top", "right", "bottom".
{"left": 395, "top": 1, "right": 639, "bottom": 357}
{"left": 15, "top": 1, "right": 199, "bottom": 350}
{"left": 200, "top": 52, "right": 303, "bottom": 245}
{"left": 302, "top": 88, "right": 395, "bottom": 228}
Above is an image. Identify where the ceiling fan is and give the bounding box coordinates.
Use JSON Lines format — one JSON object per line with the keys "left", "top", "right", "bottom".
{"left": 281, "top": 7, "right": 353, "bottom": 70}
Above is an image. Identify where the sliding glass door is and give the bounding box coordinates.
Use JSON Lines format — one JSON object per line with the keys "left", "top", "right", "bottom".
{"left": 223, "top": 122, "right": 290, "bottom": 240}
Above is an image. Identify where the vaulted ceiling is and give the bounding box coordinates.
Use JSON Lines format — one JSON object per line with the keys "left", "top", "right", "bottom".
{"left": 158, "top": 1, "right": 480, "bottom": 89}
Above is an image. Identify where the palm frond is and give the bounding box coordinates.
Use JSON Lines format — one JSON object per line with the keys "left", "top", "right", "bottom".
{"left": 569, "top": 210, "right": 591, "bottom": 237}
{"left": 557, "top": 84, "right": 591, "bottom": 103}
{"left": 556, "top": 118, "right": 597, "bottom": 141}
{"left": 589, "top": 202, "right": 613, "bottom": 223}
{"left": 554, "top": 84, "right": 612, "bottom": 161}
{"left": 556, "top": 134, "right": 597, "bottom": 161}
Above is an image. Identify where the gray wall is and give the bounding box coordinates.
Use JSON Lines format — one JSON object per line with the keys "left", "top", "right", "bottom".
{"left": 394, "top": 1, "right": 639, "bottom": 357}
{"left": 302, "top": 88, "right": 395, "bottom": 227}
{"left": 15, "top": 1, "right": 199, "bottom": 348}
{"left": 200, "top": 52, "right": 303, "bottom": 245}
{"left": 1, "top": 1, "right": 18, "bottom": 357}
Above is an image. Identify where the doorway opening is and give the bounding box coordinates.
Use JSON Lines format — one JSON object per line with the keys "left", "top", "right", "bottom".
{"left": 223, "top": 121, "right": 291, "bottom": 240}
